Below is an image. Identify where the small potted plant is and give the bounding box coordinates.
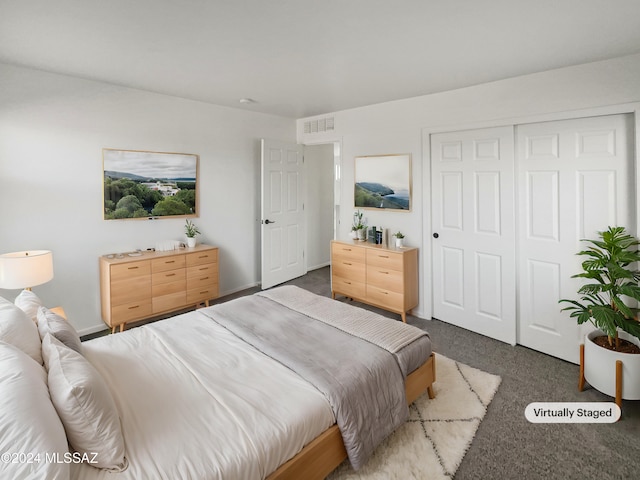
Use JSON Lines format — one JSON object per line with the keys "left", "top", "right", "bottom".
{"left": 393, "top": 231, "right": 405, "bottom": 248}
{"left": 559, "top": 226, "right": 640, "bottom": 403}
{"left": 352, "top": 210, "right": 366, "bottom": 241}
{"left": 184, "top": 219, "right": 201, "bottom": 248}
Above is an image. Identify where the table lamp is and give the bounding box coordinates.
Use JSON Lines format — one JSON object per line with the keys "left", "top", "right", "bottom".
{"left": 0, "top": 250, "right": 54, "bottom": 290}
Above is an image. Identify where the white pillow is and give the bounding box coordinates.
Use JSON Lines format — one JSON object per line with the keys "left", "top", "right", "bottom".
{"left": 42, "top": 335, "right": 127, "bottom": 471}
{"left": 0, "top": 296, "right": 42, "bottom": 364}
{"left": 37, "top": 306, "right": 82, "bottom": 354}
{"left": 0, "top": 341, "right": 69, "bottom": 479}
{"left": 14, "top": 289, "right": 43, "bottom": 323}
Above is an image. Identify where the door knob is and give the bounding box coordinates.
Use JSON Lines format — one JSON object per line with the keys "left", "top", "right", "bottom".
{"left": 433, "top": 232, "right": 439, "bottom": 239}
{"left": 263, "top": 219, "right": 276, "bottom": 224}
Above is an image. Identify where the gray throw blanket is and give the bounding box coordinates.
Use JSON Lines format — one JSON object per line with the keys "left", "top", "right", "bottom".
{"left": 200, "top": 288, "right": 417, "bottom": 470}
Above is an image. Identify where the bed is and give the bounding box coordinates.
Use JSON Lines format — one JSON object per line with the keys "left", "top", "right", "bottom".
{"left": 0, "top": 285, "right": 435, "bottom": 480}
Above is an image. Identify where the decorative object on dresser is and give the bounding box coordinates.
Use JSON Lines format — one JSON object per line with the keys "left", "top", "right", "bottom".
{"left": 392, "top": 231, "right": 405, "bottom": 248}
{"left": 0, "top": 250, "right": 54, "bottom": 291}
{"left": 184, "top": 219, "right": 201, "bottom": 248}
{"left": 99, "top": 244, "right": 218, "bottom": 333}
{"left": 331, "top": 240, "right": 418, "bottom": 322}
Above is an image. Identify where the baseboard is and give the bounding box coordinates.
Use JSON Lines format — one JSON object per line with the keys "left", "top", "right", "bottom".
{"left": 78, "top": 323, "right": 109, "bottom": 337}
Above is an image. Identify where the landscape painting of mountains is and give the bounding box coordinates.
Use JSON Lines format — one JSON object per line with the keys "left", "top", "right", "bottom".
{"left": 355, "top": 154, "right": 411, "bottom": 210}
{"left": 103, "top": 149, "right": 198, "bottom": 220}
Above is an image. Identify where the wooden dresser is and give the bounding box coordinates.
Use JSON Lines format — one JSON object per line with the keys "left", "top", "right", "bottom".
{"left": 99, "top": 245, "right": 219, "bottom": 332}
{"left": 331, "top": 240, "right": 418, "bottom": 322}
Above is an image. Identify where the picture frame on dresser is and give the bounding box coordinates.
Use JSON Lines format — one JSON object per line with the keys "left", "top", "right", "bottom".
{"left": 354, "top": 154, "right": 411, "bottom": 211}
{"left": 103, "top": 148, "right": 199, "bottom": 220}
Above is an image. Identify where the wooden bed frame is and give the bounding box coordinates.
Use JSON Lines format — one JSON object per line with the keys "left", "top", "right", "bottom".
{"left": 267, "top": 353, "right": 437, "bottom": 480}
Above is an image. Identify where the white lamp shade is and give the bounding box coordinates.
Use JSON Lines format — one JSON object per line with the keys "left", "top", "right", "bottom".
{"left": 0, "top": 250, "right": 54, "bottom": 289}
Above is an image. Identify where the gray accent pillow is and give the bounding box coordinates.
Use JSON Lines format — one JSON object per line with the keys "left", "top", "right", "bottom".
{"left": 37, "top": 306, "right": 82, "bottom": 354}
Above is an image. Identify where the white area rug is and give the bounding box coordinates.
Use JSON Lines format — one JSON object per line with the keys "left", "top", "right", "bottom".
{"left": 328, "top": 354, "right": 501, "bottom": 480}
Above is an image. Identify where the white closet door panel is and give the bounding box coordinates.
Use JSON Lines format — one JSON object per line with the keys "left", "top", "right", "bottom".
{"left": 432, "top": 126, "right": 516, "bottom": 345}
{"left": 517, "top": 114, "right": 633, "bottom": 363}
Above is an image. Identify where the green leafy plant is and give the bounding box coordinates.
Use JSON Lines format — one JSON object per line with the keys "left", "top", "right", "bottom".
{"left": 352, "top": 210, "right": 365, "bottom": 231}
{"left": 559, "top": 226, "right": 640, "bottom": 348}
{"left": 393, "top": 231, "right": 405, "bottom": 239}
{"left": 184, "top": 219, "right": 201, "bottom": 238}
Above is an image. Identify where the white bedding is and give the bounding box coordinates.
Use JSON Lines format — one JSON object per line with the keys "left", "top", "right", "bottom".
{"left": 71, "top": 311, "right": 335, "bottom": 480}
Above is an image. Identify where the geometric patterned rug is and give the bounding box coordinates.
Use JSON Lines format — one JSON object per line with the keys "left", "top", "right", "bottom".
{"left": 328, "top": 354, "right": 502, "bottom": 479}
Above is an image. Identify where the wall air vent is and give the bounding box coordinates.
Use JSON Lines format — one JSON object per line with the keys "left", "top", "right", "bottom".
{"left": 304, "top": 116, "right": 335, "bottom": 134}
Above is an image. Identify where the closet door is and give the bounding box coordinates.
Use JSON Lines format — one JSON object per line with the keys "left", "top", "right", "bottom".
{"left": 431, "top": 127, "right": 517, "bottom": 344}
{"left": 517, "top": 114, "right": 634, "bottom": 363}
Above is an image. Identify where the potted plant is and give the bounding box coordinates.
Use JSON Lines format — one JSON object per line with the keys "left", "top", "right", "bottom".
{"left": 352, "top": 210, "right": 366, "bottom": 241}
{"left": 393, "top": 231, "right": 405, "bottom": 248}
{"left": 559, "top": 226, "right": 640, "bottom": 403}
{"left": 184, "top": 219, "right": 201, "bottom": 248}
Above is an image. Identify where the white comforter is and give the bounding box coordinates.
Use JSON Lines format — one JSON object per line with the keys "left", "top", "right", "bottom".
{"left": 71, "top": 311, "right": 335, "bottom": 480}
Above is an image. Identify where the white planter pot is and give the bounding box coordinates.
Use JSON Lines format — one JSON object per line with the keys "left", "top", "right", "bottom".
{"left": 395, "top": 237, "right": 404, "bottom": 248}
{"left": 584, "top": 329, "right": 640, "bottom": 400}
{"left": 186, "top": 237, "right": 197, "bottom": 248}
{"left": 356, "top": 229, "right": 366, "bottom": 241}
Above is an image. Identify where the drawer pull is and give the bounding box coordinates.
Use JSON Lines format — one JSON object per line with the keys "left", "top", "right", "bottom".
{"left": 345, "top": 281, "right": 352, "bottom": 285}
{"left": 199, "top": 276, "right": 209, "bottom": 281}
{"left": 379, "top": 270, "right": 389, "bottom": 274}
{"left": 342, "top": 248, "right": 352, "bottom": 251}
{"left": 198, "top": 255, "right": 209, "bottom": 259}
{"left": 127, "top": 266, "right": 139, "bottom": 270}
{"left": 128, "top": 305, "right": 140, "bottom": 310}
{"left": 166, "top": 273, "right": 176, "bottom": 277}
{"left": 199, "top": 267, "right": 209, "bottom": 271}
{"left": 343, "top": 262, "right": 352, "bottom": 266}
{"left": 165, "top": 260, "right": 175, "bottom": 264}
{"left": 378, "top": 255, "right": 389, "bottom": 258}
{"left": 381, "top": 291, "right": 388, "bottom": 295}
{"left": 199, "top": 290, "right": 209, "bottom": 295}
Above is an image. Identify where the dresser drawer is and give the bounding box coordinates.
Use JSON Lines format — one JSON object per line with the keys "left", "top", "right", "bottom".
{"left": 187, "top": 273, "right": 216, "bottom": 291}
{"left": 111, "top": 300, "right": 152, "bottom": 323}
{"left": 366, "top": 285, "right": 404, "bottom": 311}
{"left": 332, "top": 260, "right": 366, "bottom": 282}
{"left": 367, "top": 267, "right": 403, "bottom": 293}
{"left": 187, "top": 285, "right": 219, "bottom": 304}
{"left": 111, "top": 260, "right": 151, "bottom": 281}
{"left": 332, "top": 276, "right": 366, "bottom": 299}
{"left": 186, "top": 250, "right": 218, "bottom": 267}
{"left": 187, "top": 263, "right": 218, "bottom": 279}
{"left": 366, "top": 250, "right": 404, "bottom": 270}
{"left": 152, "top": 269, "right": 186, "bottom": 285}
{"left": 151, "top": 255, "right": 185, "bottom": 273}
{"left": 331, "top": 243, "right": 366, "bottom": 263}
{"left": 111, "top": 276, "right": 151, "bottom": 306}
{"left": 152, "top": 279, "right": 186, "bottom": 297}
{"left": 152, "top": 292, "right": 187, "bottom": 313}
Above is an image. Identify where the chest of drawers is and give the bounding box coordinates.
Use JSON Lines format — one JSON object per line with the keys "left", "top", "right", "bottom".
{"left": 100, "top": 245, "right": 219, "bottom": 332}
{"left": 330, "top": 240, "right": 418, "bottom": 322}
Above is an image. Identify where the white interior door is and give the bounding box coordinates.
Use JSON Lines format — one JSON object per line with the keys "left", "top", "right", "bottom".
{"left": 431, "top": 126, "right": 517, "bottom": 344}
{"left": 517, "top": 114, "right": 634, "bottom": 363}
{"left": 261, "top": 139, "right": 306, "bottom": 289}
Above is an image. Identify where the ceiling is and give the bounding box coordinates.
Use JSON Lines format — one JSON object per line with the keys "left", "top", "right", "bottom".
{"left": 2, "top": 0, "right": 640, "bottom": 119}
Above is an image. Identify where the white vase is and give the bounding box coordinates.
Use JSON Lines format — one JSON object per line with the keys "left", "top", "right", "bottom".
{"left": 395, "top": 237, "right": 404, "bottom": 248}
{"left": 186, "top": 237, "right": 197, "bottom": 248}
{"left": 357, "top": 229, "right": 366, "bottom": 241}
{"left": 584, "top": 329, "right": 640, "bottom": 400}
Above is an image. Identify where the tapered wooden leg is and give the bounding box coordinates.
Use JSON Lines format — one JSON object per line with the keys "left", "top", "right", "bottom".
{"left": 578, "top": 344, "right": 585, "bottom": 391}
{"left": 427, "top": 385, "right": 435, "bottom": 399}
{"left": 111, "top": 326, "right": 116, "bottom": 334}
{"left": 615, "top": 360, "right": 623, "bottom": 409}
{"left": 401, "top": 312, "right": 407, "bottom": 323}
{"left": 119, "top": 323, "right": 125, "bottom": 332}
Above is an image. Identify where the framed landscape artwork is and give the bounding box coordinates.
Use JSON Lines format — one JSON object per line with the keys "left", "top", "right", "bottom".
{"left": 354, "top": 154, "right": 411, "bottom": 211}
{"left": 103, "top": 149, "right": 199, "bottom": 220}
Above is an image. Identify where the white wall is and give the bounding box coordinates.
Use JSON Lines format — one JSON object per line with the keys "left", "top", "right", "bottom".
{"left": 304, "top": 143, "right": 334, "bottom": 270}
{"left": 298, "top": 53, "right": 640, "bottom": 318}
{"left": 0, "top": 63, "right": 295, "bottom": 334}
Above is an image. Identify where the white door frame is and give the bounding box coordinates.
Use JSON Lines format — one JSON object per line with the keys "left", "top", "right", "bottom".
{"left": 422, "top": 102, "right": 640, "bottom": 322}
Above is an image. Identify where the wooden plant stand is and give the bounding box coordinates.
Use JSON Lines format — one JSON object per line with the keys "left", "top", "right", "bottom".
{"left": 579, "top": 343, "right": 623, "bottom": 409}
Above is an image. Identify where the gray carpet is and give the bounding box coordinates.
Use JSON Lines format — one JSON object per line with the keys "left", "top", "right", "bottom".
{"left": 279, "top": 267, "right": 640, "bottom": 480}
{"left": 85, "top": 266, "right": 640, "bottom": 479}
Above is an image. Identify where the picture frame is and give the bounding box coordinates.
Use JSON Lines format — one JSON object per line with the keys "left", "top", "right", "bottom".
{"left": 354, "top": 154, "right": 411, "bottom": 211}
{"left": 103, "top": 148, "right": 199, "bottom": 220}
